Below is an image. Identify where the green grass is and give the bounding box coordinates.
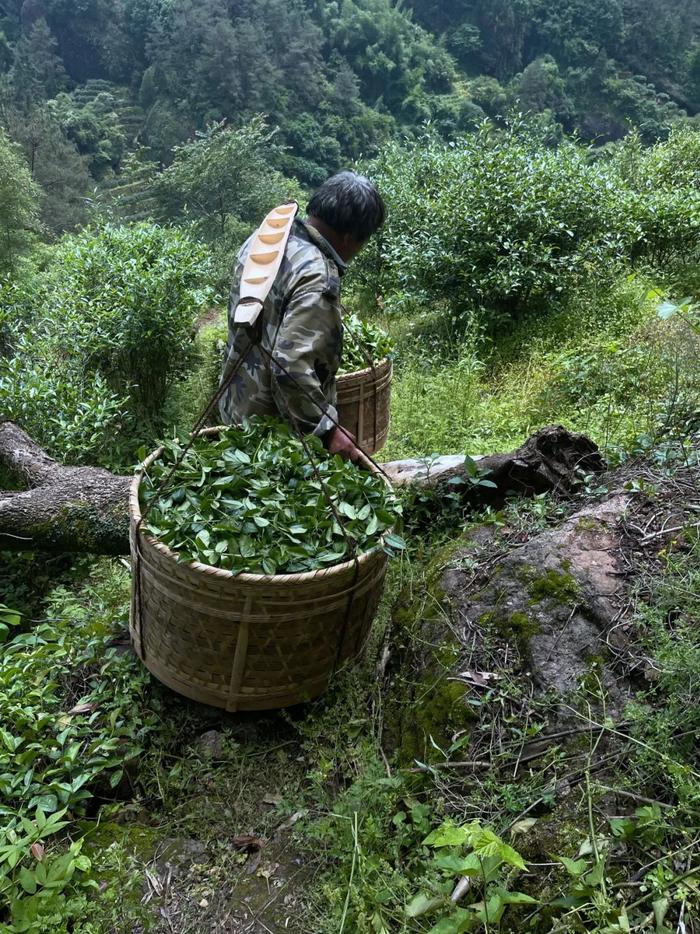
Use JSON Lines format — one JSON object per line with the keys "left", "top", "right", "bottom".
{"left": 380, "top": 273, "right": 700, "bottom": 463}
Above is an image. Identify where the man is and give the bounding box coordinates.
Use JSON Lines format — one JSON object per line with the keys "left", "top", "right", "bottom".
{"left": 218, "top": 171, "right": 385, "bottom": 461}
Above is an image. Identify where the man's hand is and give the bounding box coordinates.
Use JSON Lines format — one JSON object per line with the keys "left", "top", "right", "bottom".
{"left": 324, "top": 426, "right": 363, "bottom": 463}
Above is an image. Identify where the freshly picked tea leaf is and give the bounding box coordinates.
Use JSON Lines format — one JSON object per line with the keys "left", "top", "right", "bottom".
{"left": 340, "top": 312, "right": 394, "bottom": 374}
{"left": 139, "top": 418, "right": 404, "bottom": 574}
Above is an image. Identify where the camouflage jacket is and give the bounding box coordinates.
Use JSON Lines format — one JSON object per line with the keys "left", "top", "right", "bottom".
{"left": 218, "top": 218, "right": 345, "bottom": 436}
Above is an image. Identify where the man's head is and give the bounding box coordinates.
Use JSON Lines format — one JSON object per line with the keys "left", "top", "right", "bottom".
{"left": 306, "top": 171, "right": 385, "bottom": 263}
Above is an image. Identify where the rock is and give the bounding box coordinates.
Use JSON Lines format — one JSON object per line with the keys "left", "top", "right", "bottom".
{"left": 381, "top": 483, "right": 640, "bottom": 763}
{"left": 155, "top": 837, "right": 209, "bottom": 878}
{"left": 195, "top": 729, "right": 224, "bottom": 758}
{"left": 443, "top": 494, "right": 632, "bottom": 702}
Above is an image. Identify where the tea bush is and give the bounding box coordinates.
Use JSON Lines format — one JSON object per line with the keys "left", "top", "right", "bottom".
{"left": 39, "top": 223, "right": 215, "bottom": 416}
{"left": 604, "top": 127, "right": 700, "bottom": 268}
{"left": 0, "top": 568, "right": 158, "bottom": 932}
{"left": 354, "top": 120, "right": 700, "bottom": 323}
{"left": 0, "top": 223, "right": 214, "bottom": 463}
{"left": 0, "top": 350, "right": 128, "bottom": 465}
{"left": 355, "top": 120, "right": 632, "bottom": 320}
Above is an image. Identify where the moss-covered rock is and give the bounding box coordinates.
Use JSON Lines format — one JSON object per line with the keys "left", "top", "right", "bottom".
{"left": 383, "top": 538, "right": 476, "bottom": 764}
{"left": 400, "top": 675, "right": 475, "bottom": 764}
{"left": 526, "top": 567, "right": 581, "bottom": 605}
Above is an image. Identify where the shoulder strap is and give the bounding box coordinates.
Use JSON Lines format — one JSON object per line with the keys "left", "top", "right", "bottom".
{"left": 233, "top": 200, "right": 299, "bottom": 330}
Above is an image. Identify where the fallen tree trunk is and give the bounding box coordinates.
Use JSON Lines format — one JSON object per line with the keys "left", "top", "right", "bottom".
{"left": 0, "top": 421, "right": 130, "bottom": 555}
{"left": 383, "top": 424, "right": 605, "bottom": 505}
{"left": 0, "top": 421, "right": 605, "bottom": 555}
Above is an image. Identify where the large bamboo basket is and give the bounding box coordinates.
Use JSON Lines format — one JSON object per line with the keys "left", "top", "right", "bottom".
{"left": 129, "top": 429, "right": 389, "bottom": 711}
{"left": 336, "top": 357, "right": 392, "bottom": 455}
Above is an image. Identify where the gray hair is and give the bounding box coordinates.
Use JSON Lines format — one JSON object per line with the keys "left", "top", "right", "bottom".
{"left": 306, "top": 171, "right": 385, "bottom": 243}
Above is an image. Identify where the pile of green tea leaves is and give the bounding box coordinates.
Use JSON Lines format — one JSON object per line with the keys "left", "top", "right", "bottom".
{"left": 139, "top": 418, "right": 405, "bottom": 575}
{"left": 340, "top": 312, "right": 393, "bottom": 373}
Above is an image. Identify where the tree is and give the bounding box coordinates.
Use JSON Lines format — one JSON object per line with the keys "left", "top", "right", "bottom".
{"left": 0, "top": 128, "right": 41, "bottom": 272}
{"left": 41, "top": 0, "right": 127, "bottom": 83}
{"left": 144, "top": 0, "right": 252, "bottom": 121}
{"left": 515, "top": 55, "right": 575, "bottom": 127}
{"left": 460, "top": 0, "right": 534, "bottom": 81}
{"left": 526, "top": 0, "right": 624, "bottom": 64}
{"left": 9, "top": 17, "right": 66, "bottom": 108}
{"left": 686, "top": 41, "right": 700, "bottom": 112}
{"left": 322, "top": 0, "right": 455, "bottom": 112}
{"left": 331, "top": 56, "right": 362, "bottom": 115}
{"left": 154, "top": 117, "right": 302, "bottom": 246}
{"left": 3, "top": 106, "right": 91, "bottom": 235}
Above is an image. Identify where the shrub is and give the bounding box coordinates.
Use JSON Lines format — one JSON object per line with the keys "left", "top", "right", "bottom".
{"left": 606, "top": 127, "right": 700, "bottom": 267}
{"left": 0, "top": 347, "right": 128, "bottom": 466}
{"left": 34, "top": 223, "right": 214, "bottom": 417}
{"left": 354, "top": 120, "right": 700, "bottom": 323}
{"left": 160, "top": 316, "right": 228, "bottom": 437}
{"left": 0, "top": 567, "right": 157, "bottom": 930}
{"left": 0, "top": 223, "right": 213, "bottom": 463}
{"left": 355, "top": 119, "right": 634, "bottom": 322}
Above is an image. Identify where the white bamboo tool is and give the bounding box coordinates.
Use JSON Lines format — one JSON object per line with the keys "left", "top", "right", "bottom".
{"left": 233, "top": 201, "right": 299, "bottom": 329}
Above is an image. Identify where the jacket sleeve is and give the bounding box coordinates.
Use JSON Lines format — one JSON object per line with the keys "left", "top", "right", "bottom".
{"left": 270, "top": 283, "right": 343, "bottom": 436}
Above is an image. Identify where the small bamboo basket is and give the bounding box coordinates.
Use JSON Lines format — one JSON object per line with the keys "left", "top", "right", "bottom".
{"left": 336, "top": 357, "right": 392, "bottom": 455}
{"left": 129, "top": 429, "right": 389, "bottom": 711}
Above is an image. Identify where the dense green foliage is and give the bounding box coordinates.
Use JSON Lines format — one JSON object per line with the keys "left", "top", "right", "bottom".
{"left": 407, "top": 0, "right": 700, "bottom": 139}
{"left": 0, "top": 579, "right": 156, "bottom": 932}
{"left": 35, "top": 223, "right": 214, "bottom": 414}
{"left": 0, "top": 223, "right": 213, "bottom": 462}
{"left": 0, "top": 0, "right": 453, "bottom": 210}
{"left": 355, "top": 122, "right": 700, "bottom": 322}
{"left": 0, "top": 128, "right": 40, "bottom": 272}
{"left": 140, "top": 420, "right": 404, "bottom": 574}
{"left": 0, "top": 350, "right": 128, "bottom": 466}
{"left": 1, "top": 0, "right": 698, "bottom": 239}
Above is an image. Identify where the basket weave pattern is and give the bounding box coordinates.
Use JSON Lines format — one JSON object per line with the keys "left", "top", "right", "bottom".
{"left": 129, "top": 437, "right": 389, "bottom": 711}
{"left": 336, "top": 357, "right": 392, "bottom": 455}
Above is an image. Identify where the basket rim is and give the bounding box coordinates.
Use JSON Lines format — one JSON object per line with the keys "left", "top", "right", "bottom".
{"left": 130, "top": 426, "right": 391, "bottom": 586}
{"left": 337, "top": 355, "right": 392, "bottom": 381}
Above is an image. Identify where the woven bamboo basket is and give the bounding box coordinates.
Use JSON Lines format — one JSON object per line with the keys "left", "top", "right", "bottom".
{"left": 129, "top": 429, "right": 389, "bottom": 711}
{"left": 336, "top": 357, "right": 392, "bottom": 455}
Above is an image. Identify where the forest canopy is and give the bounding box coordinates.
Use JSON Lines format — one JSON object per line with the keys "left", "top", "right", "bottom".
{"left": 0, "top": 0, "right": 699, "bottom": 241}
